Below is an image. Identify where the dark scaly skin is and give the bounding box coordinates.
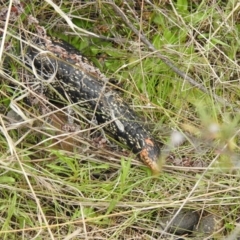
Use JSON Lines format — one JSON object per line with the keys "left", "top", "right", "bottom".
{"left": 26, "top": 36, "right": 161, "bottom": 173}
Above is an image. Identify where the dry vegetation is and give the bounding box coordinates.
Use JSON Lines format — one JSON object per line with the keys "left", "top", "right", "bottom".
{"left": 0, "top": 0, "right": 240, "bottom": 239}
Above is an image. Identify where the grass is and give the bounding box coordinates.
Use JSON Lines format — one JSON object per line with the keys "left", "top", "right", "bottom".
{"left": 0, "top": 0, "right": 240, "bottom": 239}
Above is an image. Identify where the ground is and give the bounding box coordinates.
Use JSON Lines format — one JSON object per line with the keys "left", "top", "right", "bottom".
{"left": 0, "top": 0, "right": 240, "bottom": 239}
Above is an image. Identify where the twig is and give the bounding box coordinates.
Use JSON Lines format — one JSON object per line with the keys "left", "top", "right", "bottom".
{"left": 105, "top": 1, "right": 236, "bottom": 109}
